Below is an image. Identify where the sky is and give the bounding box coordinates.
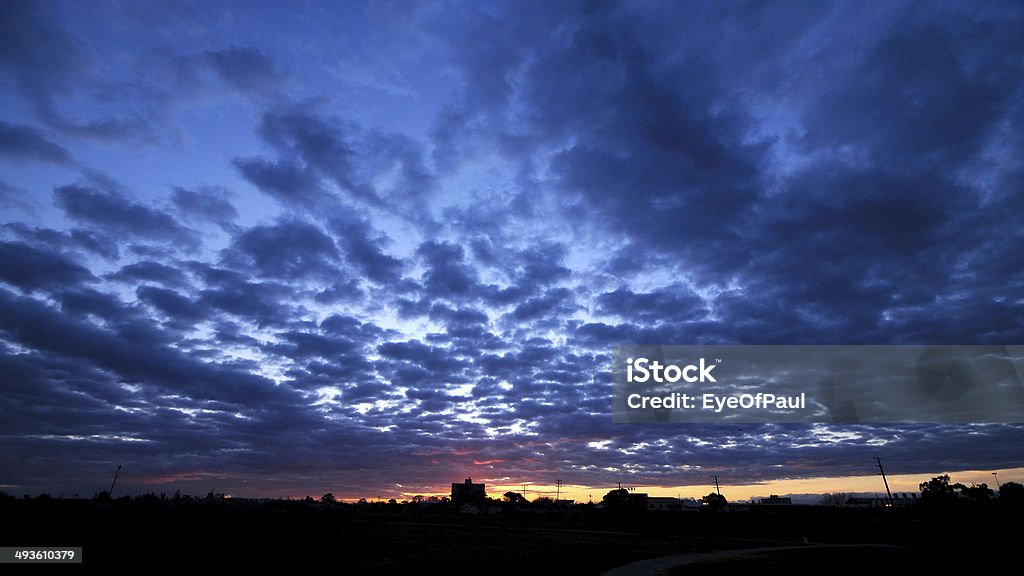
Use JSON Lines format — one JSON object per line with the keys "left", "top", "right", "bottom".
{"left": 1, "top": 0, "right": 1023, "bottom": 502}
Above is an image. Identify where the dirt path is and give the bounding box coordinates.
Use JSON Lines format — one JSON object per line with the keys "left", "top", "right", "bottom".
{"left": 601, "top": 543, "right": 896, "bottom": 576}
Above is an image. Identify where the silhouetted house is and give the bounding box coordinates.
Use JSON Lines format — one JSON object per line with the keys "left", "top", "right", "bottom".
{"left": 758, "top": 495, "right": 792, "bottom": 505}
{"left": 555, "top": 499, "right": 575, "bottom": 509}
{"left": 451, "top": 478, "right": 485, "bottom": 505}
{"left": 629, "top": 492, "right": 649, "bottom": 511}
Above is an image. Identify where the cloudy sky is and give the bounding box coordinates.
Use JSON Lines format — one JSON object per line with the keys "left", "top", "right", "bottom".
{"left": 2, "top": 1, "right": 1022, "bottom": 501}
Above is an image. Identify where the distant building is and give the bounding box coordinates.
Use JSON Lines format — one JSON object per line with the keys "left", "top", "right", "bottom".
{"left": 846, "top": 493, "right": 918, "bottom": 508}
{"left": 759, "top": 495, "right": 792, "bottom": 505}
{"left": 647, "top": 497, "right": 700, "bottom": 511}
{"left": 451, "top": 478, "right": 486, "bottom": 505}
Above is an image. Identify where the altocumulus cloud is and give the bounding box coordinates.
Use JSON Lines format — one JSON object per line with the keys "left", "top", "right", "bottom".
{"left": 0, "top": 0, "right": 1022, "bottom": 499}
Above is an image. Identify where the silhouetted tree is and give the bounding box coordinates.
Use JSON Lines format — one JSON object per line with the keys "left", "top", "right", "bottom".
{"left": 701, "top": 492, "right": 727, "bottom": 512}
{"left": 820, "top": 492, "right": 849, "bottom": 507}
{"left": 503, "top": 491, "right": 527, "bottom": 505}
{"left": 920, "top": 474, "right": 960, "bottom": 504}
{"left": 320, "top": 493, "right": 336, "bottom": 504}
{"left": 601, "top": 488, "right": 630, "bottom": 510}
{"left": 135, "top": 492, "right": 161, "bottom": 504}
{"left": 958, "top": 483, "right": 994, "bottom": 503}
{"left": 999, "top": 481, "right": 1023, "bottom": 505}
{"left": 533, "top": 496, "right": 553, "bottom": 506}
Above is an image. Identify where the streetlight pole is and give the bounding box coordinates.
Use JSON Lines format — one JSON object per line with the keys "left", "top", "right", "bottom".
{"left": 109, "top": 464, "right": 122, "bottom": 498}
{"left": 875, "top": 457, "right": 893, "bottom": 507}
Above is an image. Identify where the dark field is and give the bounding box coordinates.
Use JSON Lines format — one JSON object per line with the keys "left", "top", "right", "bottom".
{"left": 2, "top": 497, "right": 1017, "bottom": 574}
{"left": 668, "top": 545, "right": 1008, "bottom": 575}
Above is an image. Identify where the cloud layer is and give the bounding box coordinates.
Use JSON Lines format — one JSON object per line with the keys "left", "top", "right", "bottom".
{"left": 1, "top": 1, "right": 1022, "bottom": 498}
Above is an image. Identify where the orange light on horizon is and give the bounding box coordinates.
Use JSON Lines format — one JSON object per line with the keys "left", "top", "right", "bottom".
{"left": 116, "top": 466, "right": 1024, "bottom": 504}
{"left": 384, "top": 466, "right": 1024, "bottom": 504}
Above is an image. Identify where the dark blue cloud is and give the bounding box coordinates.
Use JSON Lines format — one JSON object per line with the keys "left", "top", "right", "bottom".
{"left": 432, "top": 0, "right": 1024, "bottom": 347}
{"left": 233, "top": 157, "right": 323, "bottom": 207}
{"left": 235, "top": 108, "right": 437, "bottom": 224}
{"left": 510, "top": 287, "right": 576, "bottom": 322}
{"left": 171, "top": 187, "right": 238, "bottom": 229}
{"left": 596, "top": 286, "right": 706, "bottom": 325}
{"left": 417, "top": 241, "right": 480, "bottom": 300}
{"left": 0, "top": 288, "right": 300, "bottom": 408}
{"left": 0, "top": 240, "right": 96, "bottom": 291}
{"left": 56, "top": 287, "right": 135, "bottom": 324}
{"left": 109, "top": 261, "right": 191, "bottom": 288}
{"left": 225, "top": 220, "right": 341, "bottom": 281}
{"left": 0, "top": 3, "right": 151, "bottom": 140}
{"left": 0, "top": 180, "right": 32, "bottom": 213}
{"left": 6, "top": 223, "right": 121, "bottom": 260}
{"left": 328, "top": 213, "right": 404, "bottom": 284}
{"left": 204, "top": 46, "right": 281, "bottom": 93}
{"left": 0, "top": 3, "right": 93, "bottom": 128}
{"left": 136, "top": 285, "right": 210, "bottom": 324}
{"left": 195, "top": 274, "right": 296, "bottom": 328}
{"left": 379, "top": 340, "right": 464, "bottom": 374}
{"left": 0, "top": 121, "right": 73, "bottom": 164}
{"left": 55, "top": 185, "right": 198, "bottom": 248}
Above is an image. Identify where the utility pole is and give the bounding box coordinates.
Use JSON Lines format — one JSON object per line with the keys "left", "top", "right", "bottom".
{"left": 555, "top": 479, "right": 563, "bottom": 501}
{"left": 713, "top": 475, "right": 721, "bottom": 496}
{"left": 992, "top": 472, "right": 1000, "bottom": 489}
{"left": 522, "top": 483, "right": 528, "bottom": 499}
{"left": 109, "top": 465, "right": 122, "bottom": 497}
{"left": 875, "top": 457, "right": 893, "bottom": 507}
